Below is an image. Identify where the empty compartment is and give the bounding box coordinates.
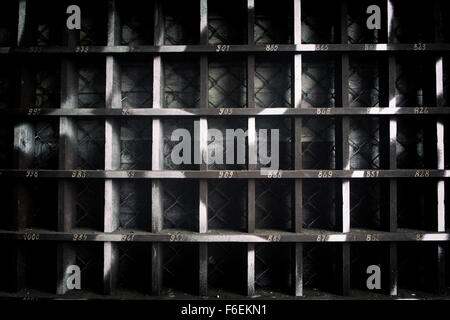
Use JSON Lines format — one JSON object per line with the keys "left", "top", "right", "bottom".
{"left": 209, "top": 56, "right": 247, "bottom": 108}
{"left": 255, "top": 243, "right": 292, "bottom": 295}
{"left": 20, "top": 242, "right": 56, "bottom": 294}
{"left": 390, "top": 0, "right": 435, "bottom": 43}
{"left": 255, "top": 55, "right": 292, "bottom": 108}
{"left": 349, "top": 118, "right": 380, "bottom": 169}
{"left": 76, "top": 0, "right": 108, "bottom": 46}
{"left": 302, "top": 118, "right": 335, "bottom": 169}
{"left": 77, "top": 59, "right": 106, "bottom": 109}
{"left": 162, "top": 243, "right": 198, "bottom": 295}
{"left": 350, "top": 180, "right": 388, "bottom": 231}
{"left": 398, "top": 179, "right": 437, "bottom": 231}
{"left": 396, "top": 56, "right": 437, "bottom": 108}
{"left": 27, "top": 0, "right": 65, "bottom": 46}
{"left": 0, "top": 179, "right": 13, "bottom": 230}
{"left": 118, "top": 58, "right": 153, "bottom": 109}
{"left": 120, "top": 119, "right": 152, "bottom": 170}
{"left": 303, "top": 180, "right": 337, "bottom": 230}
{"left": 256, "top": 117, "right": 292, "bottom": 170}
{"left": 208, "top": 0, "right": 247, "bottom": 45}
{"left": 162, "top": 119, "right": 198, "bottom": 170}
{"left": 0, "top": 1, "right": 17, "bottom": 46}
{"left": 208, "top": 243, "right": 247, "bottom": 296}
{"left": 301, "top": 0, "right": 339, "bottom": 44}
{"left": 163, "top": 0, "right": 199, "bottom": 45}
{"left": 302, "top": 56, "right": 336, "bottom": 108}
{"left": 256, "top": 180, "right": 293, "bottom": 232}
{"left": 349, "top": 56, "right": 381, "bottom": 108}
{"left": 0, "top": 241, "right": 16, "bottom": 293}
{"left": 115, "top": 243, "right": 151, "bottom": 295}
{"left": 303, "top": 243, "right": 339, "bottom": 295}
{"left": 207, "top": 118, "right": 248, "bottom": 170}
{"left": 398, "top": 242, "right": 443, "bottom": 295}
{"left": 72, "top": 180, "right": 104, "bottom": 231}
{"left": 75, "top": 119, "right": 105, "bottom": 169}
{"left": 347, "top": 0, "right": 386, "bottom": 44}
{"left": 208, "top": 180, "right": 247, "bottom": 232}
{"left": 117, "top": 0, "right": 154, "bottom": 46}
{"left": 397, "top": 118, "right": 437, "bottom": 169}
{"left": 163, "top": 180, "right": 198, "bottom": 232}
{"left": 0, "top": 58, "right": 15, "bottom": 109}
{"left": 118, "top": 180, "right": 151, "bottom": 232}
{"left": 254, "top": 0, "right": 293, "bottom": 44}
{"left": 164, "top": 55, "right": 200, "bottom": 108}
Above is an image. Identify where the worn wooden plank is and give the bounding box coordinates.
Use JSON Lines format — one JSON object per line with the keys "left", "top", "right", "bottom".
{"left": 247, "top": 243, "right": 255, "bottom": 296}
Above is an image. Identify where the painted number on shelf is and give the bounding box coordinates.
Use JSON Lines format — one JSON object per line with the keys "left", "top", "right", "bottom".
{"left": 366, "top": 234, "right": 379, "bottom": 241}
{"left": 365, "top": 170, "right": 379, "bottom": 178}
{"left": 316, "top": 234, "right": 328, "bottom": 242}
{"left": 72, "top": 170, "right": 87, "bottom": 178}
{"left": 24, "top": 233, "right": 40, "bottom": 240}
{"left": 219, "top": 171, "right": 234, "bottom": 178}
{"left": 127, "top": 170, "right": 136, "bottom": 178}
{"left": 268, "top": 234, "right": 281, "bottom": 242}
{"left": 76, "top": 46, "right": 89, "bottom": 53}
{"left": 169, "top": 233, "right": 183, "bottom": 242}
{"left": 121, "top": 234, "right": 135, "bottom": 241}
{"left": 414, "top": 107, "right": 429, "bottom": 114}
{"left": 316, "top": 108, "right": 331, "bottom": 115}
{"left": 218, "top": 108, "right": 233, "bottom": 115}
{"left": 267, "top": 171, "right": 282, "bottom": 178}
{"left": 265, "top": 44, "right": 279, "bottom": 51}
{"left": 315, "top": 44, "right": 328, "bottom": 51}
{"left": 27, "top": 108, "right": 41, "bottom": 116}
{"left": 414, "top": 170, "right": 429, "bottom": 177}
{"left": 73, "top": 233, "right": 87, "bottom": 241}
{"left": 25, "top": 170, "right": 38, "bottom": 178}
{"left": 413, "top": 43, "right": 426, "bottom": 51}
{"left": 318, "top": 170, "right": 333, "bottom": 178}
{"left": 216, "top": 45, "right": 230, "bottom": 52}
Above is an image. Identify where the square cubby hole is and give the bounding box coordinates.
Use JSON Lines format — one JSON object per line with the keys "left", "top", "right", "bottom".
{"left": 301, "top": 0, "right": 340, "bottom": 44}
{"left": 0, "top": 241, "right": 16, "bottom": 293}
{"left": 72, "top": 180, "right": 104, "bottom": 231}
{"left": 349, "top": 55, "right": 382, "bottom": 108}
{"left": 0, "top": 58, "right": 15, "bottom": 110}
{"left": 207, "top": 118, "right": 248, "bottom": 170}
{"left": 118, "top": 180, "right": 151, "bottom": 232}
{"left": 59, "top": 243, "right": 103, "bottom": 296}
{"left": 208, "top": 243, "right": 247, "bottom": 296}
{"left": 398, "top": 179, "right": 438, "bottom": 231}
{"left": 347, "top": 0, "right": 386, "bottom": 44}
{"left": 256, "top": 180, "right": 293, "bottom": 232}
{"left": 76, "top": 58, "right": 106, "bottom": 109}
{"left": 254, "top": 0, "right": 293, "bottom": 44}
{"left": 0, "top": 179, "right": 13, "bottom": 231}
{"left": 208, "top": 180, "right": 247, "bottom": 232}
{"left": 0, "top": 1, "right": 17, "bottom": 46}
{"left": 162, "top": 119, "right": 198, "bottom": 170}
{"left": 350, "top": 179, "right": 389, "bottom": 231}
{"left": 209, "top": 55, "right": 247, "bottom": 108}
{"left": 163, "top": 0, "right": 199, "bottom": 45}
{"left": 255, "top": 55, "right": 292, "bottom": 108}
{"left": 303, "top": 243, "right": 342, "bottom": 296}
{"left": 163, "top": 180, "right": 199, "bottom": 232}
{"left": 398, "top": 242, "right": 443, "bottom": 296}
{"left": 302, "top": 180, "right": 337, "bottom": 231}
{"left": 162, "top": 243, "right": 198, "bottom": 296}
{"left": 114, "top": 243, "right": 151, "bottom": 296}
{"left": 255, "top": 243, "right": 292, "bottom": 296}
{"left": 163, "top": 55, "right": 200, "bottom": 108}
{"left": 117, "top": 0, "right": 154, "bottom": 46}
{"left": 208, "top": 0, "right": 247, "bottom": 45}
{"left": 19, "top": 242, "right": 56, "bottom": 295}
{"left": 256, "top": 117, "right": 292, "bottom": 170}
{"left": 397, "top": 118, "right": 437, "bottom": 169}
{"left": 350, "top": 243, "right": 387, "bottom": 296}
{"left": 302, "top": 55, "right": 336, "bottom": 108}
{"left": 350, "top": 118, "right": 381, "bottom": 169}
{"left": 26, "top": 0, "right": 65, "bottom": 46}
{"left": 74, "top": 119, "right": 105, "bottom": 169}
{"left": 118, "top": 58, "right": 153, "bottom": 109}
{"left": 390, "top": 0, "right": 435, "bottom": 44}
{"left": 74, "top": 0, "right": 108, "bottom": 46}
{"left": 395, "top": 56, "right": 438, "bottom": 108}
{"left": 302, "top": 118, "right": 335, "bottom": 169}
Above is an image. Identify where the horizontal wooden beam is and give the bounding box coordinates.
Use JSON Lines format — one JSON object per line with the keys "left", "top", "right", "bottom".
{"left": 1, "top": 169, "right": 449, "bottom": 179}
{"left": 0, "top": 229, "right": 449, "bottom": 243}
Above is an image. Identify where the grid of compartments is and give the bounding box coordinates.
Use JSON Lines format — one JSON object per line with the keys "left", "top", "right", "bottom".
{"left": 0, "top": 0, "right": 449, "bottom": 299}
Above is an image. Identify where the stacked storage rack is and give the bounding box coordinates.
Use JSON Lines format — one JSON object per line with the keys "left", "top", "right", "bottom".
{"left": 0, "top": 0, "right": 449, "bottom": 299}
